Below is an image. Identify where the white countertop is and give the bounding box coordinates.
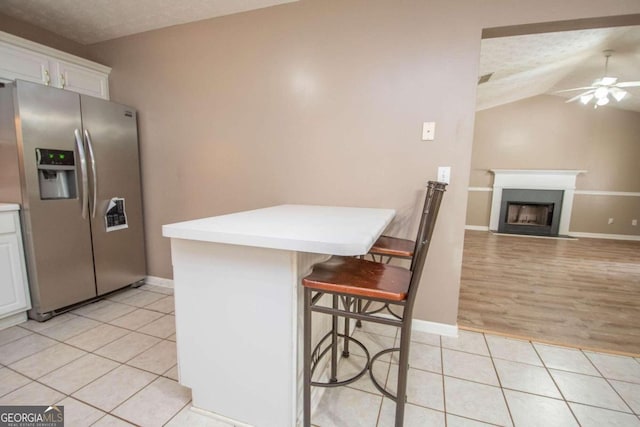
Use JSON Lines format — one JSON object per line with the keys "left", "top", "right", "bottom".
{"left": 0, "top": 203, "right": 20, "bottom": 212}
{"left": 162, "top": 204, "right": 395, "bottom": 256}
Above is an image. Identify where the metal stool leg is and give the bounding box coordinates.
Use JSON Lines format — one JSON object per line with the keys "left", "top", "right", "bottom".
{"left": 395, "top": 320, "right": 412, "bottom": 427}
{"left": 303, "top": 288, "right": 312, "bottom": 427}
{"left": 343, "top": 297, "right": 351, "bottom": 357}
{"left": 330, "top": 294, "right": 339, "bottom": 382}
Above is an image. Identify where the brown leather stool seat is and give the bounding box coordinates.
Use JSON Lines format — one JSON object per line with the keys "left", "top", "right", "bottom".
{"left": 368, "top": 183, "right": 438, "bottom": 263}
{"left": 368, "top": 235, "right": 415, "bottom": 259}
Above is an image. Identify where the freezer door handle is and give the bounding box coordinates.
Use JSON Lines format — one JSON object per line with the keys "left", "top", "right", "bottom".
{"left": 74, "top": 128, "right": 89, "bottom": 219}
{"left": 84, "top": 129, "right": 98, "bottom": 218}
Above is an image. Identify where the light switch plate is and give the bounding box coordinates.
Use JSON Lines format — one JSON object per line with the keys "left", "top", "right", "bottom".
{"left": 422, "top": 122, "right": 436, "bottom": 141}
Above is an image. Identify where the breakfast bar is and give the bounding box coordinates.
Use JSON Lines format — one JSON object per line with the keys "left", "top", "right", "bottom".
{"left": 162, "top": 204, "right": 395, "bottom": 427}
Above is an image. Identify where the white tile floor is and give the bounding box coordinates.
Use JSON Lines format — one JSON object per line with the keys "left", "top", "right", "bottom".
{"left": 0, "top": 285, "right": 639, "bottom": 426}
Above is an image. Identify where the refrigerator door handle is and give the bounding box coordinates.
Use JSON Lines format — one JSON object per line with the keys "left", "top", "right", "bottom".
{"left": 74, "top": 128, "right": 89, "bottom": 219}
{"left": 84, "top": 129, "right": 98, "bottom": 218}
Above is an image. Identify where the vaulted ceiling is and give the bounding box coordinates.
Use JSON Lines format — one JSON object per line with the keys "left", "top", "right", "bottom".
{"left": 478, "top": 26, "right": 640, "bottom": 113}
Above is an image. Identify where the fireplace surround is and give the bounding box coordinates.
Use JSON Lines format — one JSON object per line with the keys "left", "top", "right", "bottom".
{"left": 489, "top": 169, "right": 586, "bottom": 236}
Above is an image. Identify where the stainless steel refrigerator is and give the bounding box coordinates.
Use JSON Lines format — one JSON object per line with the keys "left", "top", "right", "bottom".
{"left": 0, "top": 80, "right": 146, "bottom": 320}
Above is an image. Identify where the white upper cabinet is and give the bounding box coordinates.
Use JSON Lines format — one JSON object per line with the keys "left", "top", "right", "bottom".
{"left": 0, "top": 31, "right": 110, "bottom": 100}
{"left": 55, "top": 60, "right": 110, "bottom": 100}
{"left": 0, "top": 42, "right": 53, "bottom": 85}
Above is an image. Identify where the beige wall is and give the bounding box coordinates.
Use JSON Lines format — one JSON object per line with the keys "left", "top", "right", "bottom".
{"left": 79, "top": 1, "right": 640, "bottom": 326}
{"left": 468, "top": 94, "right": 640, "bottom": 235}
{"left": 87, "top": 0, "right": 640, "bottom": 324}
{"left": 571, "top": 195, "right": 640, "bottom": 234}
{"left": 466, "top": 191, "right": 492, "bottom": 228}
{"left": 0, "top": 12, "right": 87, "bottom": 58}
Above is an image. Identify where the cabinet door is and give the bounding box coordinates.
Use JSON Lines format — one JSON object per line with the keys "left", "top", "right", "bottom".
{"left": 0, "top": 42, "right": 51, "bottom": 85}
{"left": 56, "top": 60, "right": 110, "bottom": 100}
{"left": 0, "top": 229, "right": 29, "bottom": 317}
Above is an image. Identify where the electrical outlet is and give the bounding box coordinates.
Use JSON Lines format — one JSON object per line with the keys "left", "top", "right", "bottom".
{"left": 633, "top": 219, "right": 638, "bottom": 226}
{"left": 437, "top": 166, "right": 451, "bottom": 184}
{"left": 608, "top": 218, "right": 614, "bottom": 225}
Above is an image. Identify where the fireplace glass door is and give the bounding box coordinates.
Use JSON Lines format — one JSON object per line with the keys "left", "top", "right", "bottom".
{"left": 506, "top": 202, "right": 553, "bottom": 227}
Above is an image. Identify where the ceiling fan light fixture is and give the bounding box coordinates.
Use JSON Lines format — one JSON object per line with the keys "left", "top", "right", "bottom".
{"left": 557, "top": 49, "right": 637, "bottom": 109}
{"left": 580, "top": 94, "right": 594, "bottom": 104}
{"left": 594, "top": 87, "right": 609, "bottom": 99}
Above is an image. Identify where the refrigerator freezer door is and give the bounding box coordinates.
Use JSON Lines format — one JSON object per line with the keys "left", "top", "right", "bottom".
{"left": 15, "top": 81, "right": 96, "bottom": 314}
{"left": 80, "top": 95, "right": 146, "bottom": 295}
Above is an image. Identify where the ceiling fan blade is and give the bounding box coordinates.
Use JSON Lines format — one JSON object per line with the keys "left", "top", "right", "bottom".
{"left": 597, "top": 77, "right": 617, "bottom": 86}
{"left": 554, "top": 86, "right": 596, "bottom": 93}
{"left": 615, "top": 81, "right": 640, "bottom": 88}
{"left": 565, "top": 90, "right": 594, "bottom": 103}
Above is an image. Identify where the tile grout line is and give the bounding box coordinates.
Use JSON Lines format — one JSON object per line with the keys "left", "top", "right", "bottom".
{"left": 163, "top": 401, "right": 191, "bottom": 426}
{"left": 531, "top": 337, "right": 581, "bottom": 426}
{"left": 440, "top": 333, "right": 447, "bottom": 427}
{"left": 483, "top": 332, "right": 516, "bottom": 427}
{"left": 580, "top": 350, "right": 638, "bottom": 415}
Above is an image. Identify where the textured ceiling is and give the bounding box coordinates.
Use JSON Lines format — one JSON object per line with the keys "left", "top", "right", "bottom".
{"left": 1, "top": 0, "right": 298, "bottom": 44}
{"left": 3, "top": 2, "right": 639, "bottom": 113}
{"left": 478, "top": 26, "right": 640, "bottom": 113}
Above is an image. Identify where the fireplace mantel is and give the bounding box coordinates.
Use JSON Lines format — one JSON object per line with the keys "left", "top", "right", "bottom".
{"left": 489, "top": 169, "right": 586, "bottom": 235}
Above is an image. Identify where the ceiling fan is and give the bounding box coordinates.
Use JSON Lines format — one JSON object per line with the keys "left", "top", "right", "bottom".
{"left": 556, "top": 49, "right": 640, "bottom": 108}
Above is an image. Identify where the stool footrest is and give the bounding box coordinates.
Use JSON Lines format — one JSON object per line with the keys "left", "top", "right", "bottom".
{"left": 311, "top": 332, "right": 370, "bottom": 388}
{"left": 370, "top": 348, "right": 401, "bottom": 401}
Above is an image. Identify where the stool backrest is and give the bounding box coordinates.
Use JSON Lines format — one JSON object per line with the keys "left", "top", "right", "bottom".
{"left": 406, "top": 181, "right": 447, "bottom": 311}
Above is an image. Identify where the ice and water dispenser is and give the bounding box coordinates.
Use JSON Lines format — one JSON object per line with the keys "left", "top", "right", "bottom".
{"left": 36, "top": 148, "right": 77, "bottom": 199}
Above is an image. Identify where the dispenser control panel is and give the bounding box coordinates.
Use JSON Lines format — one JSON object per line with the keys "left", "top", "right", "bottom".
{"left": 35, "top": 148, "right": 77, "bottom": 200}
{"left": 36, "top": 148, "right": 75, "bottom": 167}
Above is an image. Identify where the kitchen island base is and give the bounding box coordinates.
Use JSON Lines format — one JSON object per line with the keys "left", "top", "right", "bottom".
{"left": 171, "top": 239, "right": 328, "bottom": 426}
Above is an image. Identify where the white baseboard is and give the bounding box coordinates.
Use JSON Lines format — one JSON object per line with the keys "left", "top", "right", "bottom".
{"left": 145, "top": 276, "right": 174, "bottom": 289}
{"left": 465, "top": 225, "right": 490, "bottom": 231}
{"left": 568, "top": 232, "right": 640, "bottom": 241}
{"left": 412, "top": 318, "right": 458, "bottom": 337}
{"left": 190, "top": 406, "right": 252, "bottom": 427}
{"left": 0, "top": 312, "right": 27, "bottom": 330}
{"left": 374, "top": 313, "right": 458, "bottom": 337}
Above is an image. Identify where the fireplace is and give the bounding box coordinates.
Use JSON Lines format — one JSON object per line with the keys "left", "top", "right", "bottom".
{"left": 498, "top": 189, "right": 564, "bottom": 236}
{"left": 489, "top": 169, "right": 586, "bottom": 236}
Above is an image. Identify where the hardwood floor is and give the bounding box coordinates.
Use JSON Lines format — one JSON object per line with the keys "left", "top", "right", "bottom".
{"left": 458, "top": 230, "right": 640, "bottom": 356}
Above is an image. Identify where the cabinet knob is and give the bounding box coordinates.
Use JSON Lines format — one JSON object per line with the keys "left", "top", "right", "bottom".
{"left": 44, "top": 69, "right": 50, "bottom": 86}
{"left": 60, "top": 73, "right": 66, "bottom": 88}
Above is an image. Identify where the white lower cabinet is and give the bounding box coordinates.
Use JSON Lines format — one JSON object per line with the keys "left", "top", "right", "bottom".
{"left": 0, "top": 209, "right": 31, "bottom": 328}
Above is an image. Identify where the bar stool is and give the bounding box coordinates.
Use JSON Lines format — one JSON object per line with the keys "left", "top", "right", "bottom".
{"left": 367, "top": 183, "right": 436, "bottom": 263}
{"left": 356, "top": 182, "right": 435, "bottom": 325}
{"left": 302, "top": 181, "right": 446, "bottom": 427}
